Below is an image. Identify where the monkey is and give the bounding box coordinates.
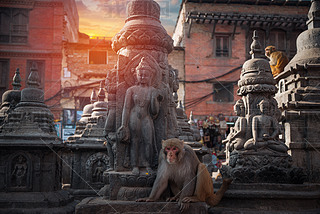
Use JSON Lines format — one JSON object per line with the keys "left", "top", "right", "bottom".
{"left": 137, "top": 138, "right": 232, "bottom": 212}
{"left": 265, "top": 45, "right": 289, "bottom": 77}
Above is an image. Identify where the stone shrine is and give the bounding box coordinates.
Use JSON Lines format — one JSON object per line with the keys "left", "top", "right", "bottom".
{"left": 212, "top": 9, "right": 320, "bottom": 212}
{"left": 275, "top": 0, "right": 320, "bottom": 183}
{"left": 222, "top": 31, "right": 305, "bottom": 184}
{"left": 101, "top": 0, "right": 178, "bottom": 200}
{"left": 0, "top": 64, "right": 76, "bottom": 213}
{"left": 63, "top": 81, "right": 110, "bottom": 199}
{"left": 76, "top": 0, "right": 207, "bottom": 213}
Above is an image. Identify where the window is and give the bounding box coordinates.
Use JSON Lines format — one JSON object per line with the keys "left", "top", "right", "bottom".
{"left": 213, "top": 82, "right": 234, "bottom": 103}
{"left": 26, "top": 60, "right": 45, "bottom": 89}
{"left": 0, "top": 8, "right": 29, "bottom": 44}
{"left": 269, "top": 30, "right": 286, "bottom": 52}
{"left": 0, "top": 59, "right": 9, "bottom": 98}
{"left": 215, "top": 35, "right": 231, "bottom": 57}
{"left": 89, "top": 51, "right": 107, "bottom": 64}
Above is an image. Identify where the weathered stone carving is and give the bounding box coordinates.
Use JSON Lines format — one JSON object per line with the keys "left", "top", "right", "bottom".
{"left": 10, "top": 154, "right": 29, "bottom": 189}
{"left": 225, "top": 99, "right": 247, "bottom": 154}
{"left": 0, "top": 68, "right": 21, "bottom": 122}
{"left": 0, "top": 64, "right": 76, "bottom": 212}
{"left": 222, "top": 31, "right": 305, "bottom": 184}
{"left": 117, "top": 57, "right": 163, "bottom": 175}
{"left": 63, "top": 81, "right": 110, "bottom": 199}
{"left": 244, "top": 99, "right": 288, "bottom": 153}
{"left": 86, "top": 152, "right": 109, "bottom": 183}
{"left": 275, "top": 0, "right": 320, "bottom": 183}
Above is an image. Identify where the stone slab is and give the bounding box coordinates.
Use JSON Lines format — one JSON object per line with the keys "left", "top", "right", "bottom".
{"left": 0, "top": 190, "right": 77, "bottom": 214}
{"left": 76, "top": 197, "right": 208, "bottom": 214}
{"left": 210, "top": 182, "right": 320, "bottom": 214}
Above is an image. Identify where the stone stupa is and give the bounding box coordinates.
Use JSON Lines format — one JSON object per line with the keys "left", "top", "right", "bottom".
{"left": 0, "top": 64, "right": 76, "bottom": 213}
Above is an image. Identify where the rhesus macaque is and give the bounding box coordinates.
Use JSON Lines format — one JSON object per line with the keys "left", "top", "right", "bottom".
{"left": 137, "top": 138, "right": 232, "bottom": 212}
{"left": 265, "top": 45, "right": 289, "bottom": 77}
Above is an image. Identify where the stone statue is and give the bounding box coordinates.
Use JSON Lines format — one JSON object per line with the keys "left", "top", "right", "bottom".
{"left": 104, "top": 68, "right": 117, "bottom": 172}
{"left": 244, "top": 99, "right": 288, "bottom": 153}
{"left": 117, "top": 57, "right": 163, "bottom": 175}
{"left": 93, "top": 160, "right": 104, "bottom": 183}
{"left": 11, "top": 155, "right": 27, "bottom": 187}
{"left": 225, "top": 99, "right": 247, "bottom": 153}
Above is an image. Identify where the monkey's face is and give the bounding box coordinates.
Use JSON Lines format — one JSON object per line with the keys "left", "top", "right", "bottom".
{"left": 265, "top": 46, "right": 276, "bottom": 58}
{"left": 164, "top": 146, "right": 180, "bottom": 164}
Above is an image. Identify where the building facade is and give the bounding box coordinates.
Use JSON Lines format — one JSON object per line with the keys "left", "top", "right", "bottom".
{"left": 171, "top": 0, "right": 310, "bottom": 121}
{"left": 60, "top": 35, "right": 117, "bottom": 139}
{"left": 0, "top": 0, "right": 79, "bottom": 120}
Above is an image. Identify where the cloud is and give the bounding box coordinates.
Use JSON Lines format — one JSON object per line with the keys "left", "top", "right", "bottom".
{"left": 76, "top": 0, "right": 180, "bottom": 37}
{"left": 171, "top": 0, "right": 179, "bottom": 5}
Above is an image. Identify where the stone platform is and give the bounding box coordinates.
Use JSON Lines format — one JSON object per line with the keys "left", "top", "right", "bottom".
{"left": 75, "top": 197, "right": 208, "bottom": 214}
{"left": 0, "top": 190, "right": 78, "bottom": 214}
{"left": 209, "top": 182, "right": 320, "bottom": 214}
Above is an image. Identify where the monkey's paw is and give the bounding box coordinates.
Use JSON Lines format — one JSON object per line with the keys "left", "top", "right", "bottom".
{"left": 181, "top": 197, "right": 193, "bottom": 203}
{"left": 178, "top": 201, "right": 190, "bottom": 212}
{"left": 136, "top": 198, "right": 154, "bottom": 202}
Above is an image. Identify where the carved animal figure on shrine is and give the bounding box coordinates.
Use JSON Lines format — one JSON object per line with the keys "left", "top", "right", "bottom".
{"left": 137, "top": 138, "right": 232, "bottom": 212}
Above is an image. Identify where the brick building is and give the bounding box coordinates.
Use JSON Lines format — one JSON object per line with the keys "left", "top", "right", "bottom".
{"left": 60, "top": 35, "right": 117, "bottom": 137}
{"left": 171, "top": 0, "right": 310, "bottom": 121}
{"left": 0, "top": 0, "right": 79, "bottom": 119}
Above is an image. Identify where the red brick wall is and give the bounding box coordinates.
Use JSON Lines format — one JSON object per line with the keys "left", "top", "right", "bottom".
{"left": 181, "top": 2, "right": 309, "bottom": 119}
{"left": 0, "top": 1, "right": 78, "bottom": 120}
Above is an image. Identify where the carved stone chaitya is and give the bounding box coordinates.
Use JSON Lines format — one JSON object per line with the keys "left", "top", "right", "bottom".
{"left": 0, "top": 68, "right": 21, "bottom": 123}
{"left": 222, "top": 31, "right": 305, "bottom": 184}
{"left": 0, "top": 64, "right": 76, "bottom": 213}
{"left": 63, "top": 81, "right": 110, "bottom": 199}
{"left": 275, "top": 0, "right": 320, "bottom": 183}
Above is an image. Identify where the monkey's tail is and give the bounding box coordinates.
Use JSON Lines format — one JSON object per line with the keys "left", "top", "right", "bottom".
{"left": 206, "top": 178, "right": 232, "bottom": 207}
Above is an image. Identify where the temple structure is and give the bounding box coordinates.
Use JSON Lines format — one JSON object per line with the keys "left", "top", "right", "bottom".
{"left": 63, "top": 81, "right": 110, "bottom": 199}
{"left": 0, "top": 64, "right": 76, "bottom": 213}
{"left": 75, "top": 0, "right": 206, "bottom": 213}
{"left": 275, "top": 0, "right": 320, "bottom": 183}
{"left": 221, "top": 31, "right": 305, "bottom": 184}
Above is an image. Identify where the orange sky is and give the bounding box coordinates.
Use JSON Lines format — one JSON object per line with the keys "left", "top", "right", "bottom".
{"left": 76, "top": 0, "right": 181, "bottom": 38}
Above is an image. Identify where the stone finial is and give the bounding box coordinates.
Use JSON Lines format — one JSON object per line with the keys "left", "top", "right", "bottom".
{"left": 27, "top": 62, "right": 40, "bottom": 88}
{"left": 249, "top": 30, "right": 262, "bottom": 59}
{"left": 188, "top": 111, "right": 195, "bottom": 125}
{"left": 90, "top": 88, "right": 97, "bottom": 104}
{"left": 126, "top": 0, "right": 160, "bottom": 21}
{"left": 307, "top": 0, "right": 320, "bottom": 29}
{"left": 12, "top": 68, "right": 22, "bottom": 90}
{"left": 97, "top": 81, "right": 105, "bottom": 101}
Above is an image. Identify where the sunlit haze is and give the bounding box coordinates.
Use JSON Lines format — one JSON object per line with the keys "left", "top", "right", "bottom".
{"left": 76, "top": 0, "right": 182, "bottom": 38}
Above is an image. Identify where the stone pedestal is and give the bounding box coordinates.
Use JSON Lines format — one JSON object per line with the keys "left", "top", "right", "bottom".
{"left": 222, "top": 150, "right": 305, "bottom": 184}
{"left": 76, "top": 197, "right": 208, "bottom": 214}
{"left": 102, "top": 171, "right": 156, "bottom": 201}
{"left": 209, "top": 182, "right": 320, "bottom": 214}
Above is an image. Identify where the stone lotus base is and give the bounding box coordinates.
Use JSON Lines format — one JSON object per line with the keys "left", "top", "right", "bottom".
{"left": 75, "top": 197, "right": 208, "bottom": 214}
{"left": 222, "top": 150, "right": 306, "bottom": 184}
{"left": 0, "top": 190, "right": 77, "bottom": 214}
{"left": 103, "top": 170, "right": 156, "bottom": 201}
{"left": 209, "top": 182, "right": 320, "bottom": 214}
